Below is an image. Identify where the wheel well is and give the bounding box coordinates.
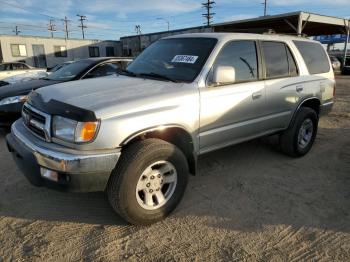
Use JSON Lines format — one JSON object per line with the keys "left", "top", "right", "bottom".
{"left": 123, "top": 127, "right": 197, "bottom": 175}
{"left": 300, "top": 98, "right": 321, "bottom": 116}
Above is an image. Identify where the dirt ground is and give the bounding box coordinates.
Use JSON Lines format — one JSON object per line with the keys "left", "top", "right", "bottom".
{"left": 0, "top": 76, "right": 349, "bottom": 261}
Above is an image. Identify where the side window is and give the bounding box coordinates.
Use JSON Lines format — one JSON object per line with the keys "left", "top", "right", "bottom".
{"left": 12, "top": 63, "right": 25, "bottom": 70}
{"left": 213, "top": 40, "right": 258, "bottom": 83}
{"left": 84, "top": 63, "right": 118, "bottom": 78}
{"left": 261, "top": 41, "right": 290, "bottom": 78}
{"left": 293, "top": 41, "right": 330, "bottom": 74}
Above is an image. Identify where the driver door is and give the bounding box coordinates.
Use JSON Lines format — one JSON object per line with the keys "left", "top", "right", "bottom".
{"left": 199, "top": 40, "right": 266, "bottom": 153}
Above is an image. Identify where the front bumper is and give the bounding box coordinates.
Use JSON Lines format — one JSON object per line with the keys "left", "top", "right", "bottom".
{"left": 320, "top": 101, "right": 334, "bottom": 116}
{"left": 6, "top": 120, "right": 121, "bottom": 192}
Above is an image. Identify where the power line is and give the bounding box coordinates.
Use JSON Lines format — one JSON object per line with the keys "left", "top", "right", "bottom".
{"left": 0, "top": 0, "right": 61, "bottom": 20}
{"left": 77, "top": 14, "right": 87, "bottom": 39}
{"left": 202, "top": 0, "right": 215, "bottom": 26}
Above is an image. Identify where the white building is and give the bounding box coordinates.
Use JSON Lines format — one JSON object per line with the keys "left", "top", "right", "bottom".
{"left": 0, "top": 35, "right": 122, "bottom": 68}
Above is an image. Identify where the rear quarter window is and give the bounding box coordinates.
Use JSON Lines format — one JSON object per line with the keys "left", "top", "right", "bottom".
{"left": 293, "top": 40, "right": 330, "bottom": 74}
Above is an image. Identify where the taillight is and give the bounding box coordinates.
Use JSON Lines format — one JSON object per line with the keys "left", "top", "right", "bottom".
{"left": 333, "top": 82, "right": 336, "bottom": 97}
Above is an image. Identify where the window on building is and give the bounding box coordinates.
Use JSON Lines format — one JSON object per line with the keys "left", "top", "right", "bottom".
{"left": 213, "top": 40, "right": 258, "bottom": 83}
{"left": 106, "top": 46, "right": 115, "bottom": 57}
{"left": 89, "top": 46, "right": 100, "bottom": 57}
{"left": 293, "top": 40, "right": 330, "bottom": 74}
{"left": 11, "top": 44, "right": 27, "bottom": 57}
{"left": 54, "top": 46, "right": 67, "bottom": 57}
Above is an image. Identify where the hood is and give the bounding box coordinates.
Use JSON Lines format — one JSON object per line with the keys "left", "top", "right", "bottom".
{"left": 34, "top": 75, "right": 190, "bottom": 118}
{"left": 0, "top": 79, "right": 62, "bottom": 99}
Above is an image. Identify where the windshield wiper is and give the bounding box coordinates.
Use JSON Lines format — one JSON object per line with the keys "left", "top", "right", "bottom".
{"left": 138, "top": 72, "right": 179, "bottom": 83}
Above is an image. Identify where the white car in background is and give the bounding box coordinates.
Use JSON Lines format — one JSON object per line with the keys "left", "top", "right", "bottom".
{"left": 0, "top": 62, "right": 46, "bottom": 81}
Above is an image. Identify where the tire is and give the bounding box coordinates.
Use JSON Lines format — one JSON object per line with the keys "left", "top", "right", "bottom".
{"left": 279, "top": 107, "right": 318, "bottom": 157}
{"left": 107, "top": 138, "right": 189, "bottom": 225}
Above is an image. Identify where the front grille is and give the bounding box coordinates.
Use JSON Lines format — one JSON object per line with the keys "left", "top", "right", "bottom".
{"left": 22, "top": 104, "right": 50, "bottom": 141}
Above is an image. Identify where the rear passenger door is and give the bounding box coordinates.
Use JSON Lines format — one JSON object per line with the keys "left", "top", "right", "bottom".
{"left": 260, "top": 41, "right": 300, "bottom": 132}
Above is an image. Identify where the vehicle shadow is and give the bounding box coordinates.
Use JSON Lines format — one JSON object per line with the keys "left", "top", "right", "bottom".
{"left": 174, "top": 127, "right": 350, "bottom": 232}
{"left": 0, "top": 127, "right": 349, "bottom": 231}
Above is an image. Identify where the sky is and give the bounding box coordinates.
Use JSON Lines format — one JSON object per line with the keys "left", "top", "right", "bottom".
{"left": 0, "top": 0, "right": 349, "bottom": 40}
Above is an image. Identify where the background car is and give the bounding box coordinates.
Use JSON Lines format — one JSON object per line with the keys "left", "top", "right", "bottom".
{"left": 340, "top": 56, "right": 350, "bottom": 75}
{"left": 0, "top": 57, "right": 132, "bottom": 127}
{"left": 46, "top": 61, "right": 74, "bottom": 74}
{"left": 329, "top": 56, "right": 341, "bottom": 72}
{"left": 0, "top": 62, "right": 46, "bottom": 80}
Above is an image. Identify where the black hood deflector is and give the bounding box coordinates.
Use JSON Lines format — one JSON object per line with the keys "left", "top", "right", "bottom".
{"left": 27, "top": 91, "right": 97, "bottom": 122}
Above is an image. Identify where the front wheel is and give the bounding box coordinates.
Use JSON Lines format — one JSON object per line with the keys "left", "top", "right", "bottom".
{"left": 279, "top": 107, "right": 318, "bottom": 157}
{"left": 107, "top": 138, "right": 189, "bottom": 225}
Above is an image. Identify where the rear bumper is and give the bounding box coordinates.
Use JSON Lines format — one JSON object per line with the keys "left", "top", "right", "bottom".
{"left": 320, "top": 101, "right": 334, "bottom": 116}
{"left": 6, "top": 120, "right": 121, "bottom": 192}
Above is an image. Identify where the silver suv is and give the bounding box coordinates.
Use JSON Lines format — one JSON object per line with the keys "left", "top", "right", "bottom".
{"left": 6, "top": 33, "right": 335, "bottom": 225}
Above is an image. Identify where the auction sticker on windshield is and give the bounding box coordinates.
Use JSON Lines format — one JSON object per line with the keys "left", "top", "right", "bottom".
{"left": 171, "top": 55, "right": 198, "bottom": 64}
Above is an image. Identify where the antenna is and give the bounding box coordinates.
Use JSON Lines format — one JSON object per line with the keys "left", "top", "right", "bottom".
{"left": 202, "top": 0, "right": 215, "bottom": 26}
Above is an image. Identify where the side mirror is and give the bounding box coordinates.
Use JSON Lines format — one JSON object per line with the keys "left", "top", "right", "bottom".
{"left": 211, "top": 66, "right": 236, "bottom": 86}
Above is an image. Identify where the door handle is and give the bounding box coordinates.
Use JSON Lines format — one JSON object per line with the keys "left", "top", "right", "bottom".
{"left": 252, "top": 91, "right": 262, "bottom": 100}
{"left": 296, "top": 85, "right": 304, "bottom": 92}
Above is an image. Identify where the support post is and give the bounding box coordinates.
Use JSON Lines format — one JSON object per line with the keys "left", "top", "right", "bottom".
{"left": 343, "top": 20, "right": 350, "bottom": 68}
{"left": 297, "top": 12, "right": 303, "bottom": 36}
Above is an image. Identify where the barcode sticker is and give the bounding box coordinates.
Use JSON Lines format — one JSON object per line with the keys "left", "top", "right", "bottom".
{"left": 171, "top": 55, "right": 198, "bottom": 64}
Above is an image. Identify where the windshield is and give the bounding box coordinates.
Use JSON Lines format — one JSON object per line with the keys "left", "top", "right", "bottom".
{"left": 126, "top": 38, "right": 217, "bottom": 82}
{"left": 47, "top": 60, "right": 93, "bottom": 81}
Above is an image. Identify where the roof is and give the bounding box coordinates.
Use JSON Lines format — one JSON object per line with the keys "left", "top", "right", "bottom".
{"left": 0, "top": 34, "right": 120, "bottom": 42}
{"left": 212, "top": 11, "right": 349, "bottom": 36}
{"left": 120, "top": 11, "right": 349, "bottom": 40}
{"left": 165, "top": 32, "right": 316, "bottom": 42}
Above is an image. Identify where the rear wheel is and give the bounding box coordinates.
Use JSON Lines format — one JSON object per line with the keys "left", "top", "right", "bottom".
{"left": 107, "top": 138, "right": 189, "bottom": 225}
{"left": 280, "top": 107, "right": 318, "bottom": 157}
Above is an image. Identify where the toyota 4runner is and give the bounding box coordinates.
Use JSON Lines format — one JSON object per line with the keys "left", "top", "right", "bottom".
{"left": 6, "top": 33, "right": 335, "bottom": 225}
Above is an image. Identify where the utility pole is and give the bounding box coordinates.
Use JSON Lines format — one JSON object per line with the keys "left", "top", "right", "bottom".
{"left": 13, "top": 25, "right": 20, "bottom": 35}
{"left": 48, "top": 19, "right": 56, "bottom": 38}
{"left": 135, "top": 25, "right": 142, "bottom": 53}
{"left": 77, "top": 14, "right": 87, "bottom": 39}
{"left": 157, "top": 18, "right": 170, "bottom": 32}
{"left": 63, "top": 16, "right": 71, "bottom": 39}
{"left": 263, "top": 0, "right": 268, "bottom": 16}
{"left": 202, "top": 0, "right": 215, "bottom": 27}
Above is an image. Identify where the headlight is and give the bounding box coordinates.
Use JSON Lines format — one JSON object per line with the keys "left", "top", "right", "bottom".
{"left": 52, "top": 116, "right": 99, "bottom": 143}
{"left": 0, "top": 95, "right": 27, "bottom": 106}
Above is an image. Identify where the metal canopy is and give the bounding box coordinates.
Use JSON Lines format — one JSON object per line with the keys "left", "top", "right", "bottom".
{"left": 212, "top": 11, "right": 349, "bottom": 36}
